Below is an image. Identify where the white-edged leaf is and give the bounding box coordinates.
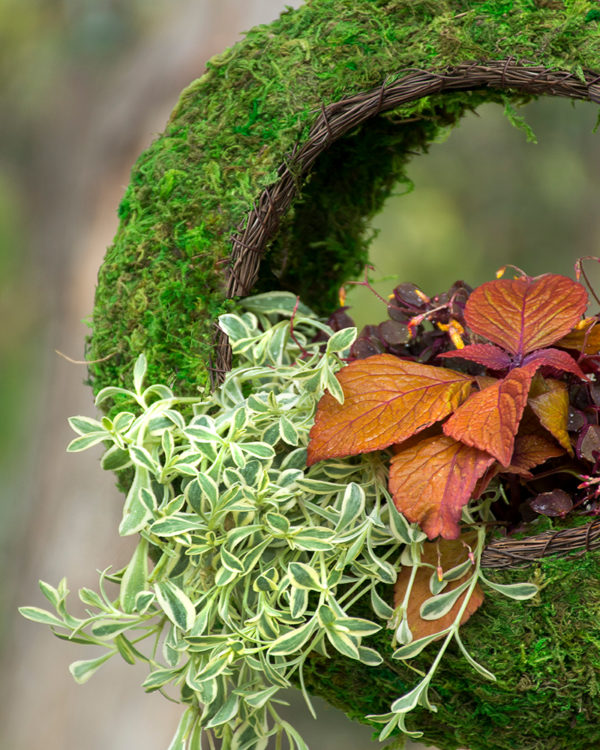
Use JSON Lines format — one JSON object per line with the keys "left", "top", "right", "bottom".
{"left": 101, "top": 445, "right": 131, "bottom": 471}
{"left": 337, "top": 482, "right": 365, "bottom": 531}
{"left": 390, "top": 682, "right": 431, "bottom": 714}
{"left": 66, "top": 433, "right": 108, "bottom": 452}
{"left": 287, "top": 562, "right": 323, "bottom": 591}
{"left": 214, "top": 565, "right": 239, "bottom": 587}
{"left": 334, "top": 616, "right": 381, "bottom": 637}
{"left": 243, "top": 684, "right": 280, "bottom": 709}
{"left": 166, "top": 707, "right": 195, "bottom": 750}
{"left": 395, "top": 616, "right": 413, "bottom": 645}
{"left": 135, "top": 590, "right": 155, "bottom": 614}
{"left": 69, "top": 651, "right": 114, "bottom": 684}
{"left": 220, "top": 546, "right": 244, "bottom": 573}
{"left": 289, "top": 586, "right": 309, "bottom": 619}
{"left": 326, "top": 327, "right": 357, "bottom": 354}
{"left": 218, "top": 314, "right": 252, "bottom": 342}
{"left": 184, "top": 425, "right": 221, "bottom": 443}
{"left": 454, "top": 632, "right": 496, "bottom": 681}
{"left": 420, "top": 578, "right": 471, "bottom": 620}
{"left": 19, "top": 606, "right": 66, "bottom": 628}
{"left": 442, "top": 558, "right": 473, "bottom": 582}
{"left": 269, "top": 618, "right": 317, "bottom": 656}
{"left": 392, "top": 628, "right": 451, "bottom": 660}
{"left": 241, "top": 291, "right": 313, "bottom": 318}
{"left": 325, "top": 370, "right": 345, "bottom": 405}
{"left": 119, "top": 466, "right": 153, "bottom": 536}
{"left": 150, "top": 515, "right": 204, "bottom": 536}
{"left": 357, "top": 646, "right": 384, "bottom": 666}
{"left": 386, "top": 500, "right": 413, "bottom": 544}
{"left": 68, "top": 415, "right": 104, "bottom": 435}
{"left": 129, "top": 445, "right": 158, "bottom": 472}
{"left": 205, "top": 693, "right": 239, "bottom": 728}
{"left": 154, "top": 581, "right": 196, "bottom": 632}
{"left": 78, "top": 587, "right": 106, "bottom": 610}
{"left": 240, "top": 442, "right": 275, "bottom": 459}
{"left": 325, "top": 628, "right": 360, "bottom": 660}
{"left": 290, "top": 528, "right": 335, "bottom": 552}
{"left": 143, "top": 383, "right": 173, "bottom": 402}
{"left": 142, "top": 666, "right": 183, "bottom": 692}
{"left": 90, "top": 620, "right": 136, "bottom": 638}
{"left": 370, "top": 587, "right": 394, "bottom": 620}
{"left": 38, "top": 580, "right": 61, "bottom": 608}
{"left": 279, "top": 416, "right": 299, "bottom": 446}
{"left": 120, "top": 537, "right": 148, "bottom": 614}
{"left": 429, "top": 571, "right": 448, "bottom": 596}
{"left": 133, "top": 353, "right": 147, "bottom": 394}
{"left": 295, "top": 478, "right": 341, "bottom": 494}
{"left": 94, "top": 385, "right": 135, "bottom": 406}
{"left": 140, "top": 487, "right": 157, "bottom": 514}
{"left": 113, "top": 411, "right": 136, "bottom": 433}
{"left": 481, "top": 577, "right": 539, "bottom": 600}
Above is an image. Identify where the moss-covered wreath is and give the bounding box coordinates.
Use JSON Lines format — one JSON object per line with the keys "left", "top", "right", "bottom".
{"left": 65, "top": 1, "right": 600, "bottom": 749}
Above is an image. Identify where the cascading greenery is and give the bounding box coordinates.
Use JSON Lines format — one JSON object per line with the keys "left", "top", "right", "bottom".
{"left": 21, "top": 294, "right": 536, "bottom": 750}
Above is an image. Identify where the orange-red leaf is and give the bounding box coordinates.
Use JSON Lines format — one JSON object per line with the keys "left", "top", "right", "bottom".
{"left": 438, "top": 343, "right": 511, "bottom": 370}
{"left": 443, "top": 364, "right": 538, "bottom": 466}
{"left": 306, "top": 354, "right": 473, "bottom": 465}
{"left": 394, "top": 534, "right": 484, "bottom": 640}
{"left": 522, "top": 348, "right": 587, "bottom": 380}
{"left": 389, "top": 435, "right": 495, "bottom": 540}
{"left": 464, "top": 274, "right": 587, "bottom": 358}
{"left": 528, "top": 378, "right": 572, "bottom": 455}
{"left": 511, "top": 431, "right": 565, "bottom": 470}
{"left": 555, "top": 317, "right": 600, "bottom": 355}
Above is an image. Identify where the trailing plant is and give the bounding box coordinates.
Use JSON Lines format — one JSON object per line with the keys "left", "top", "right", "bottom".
{"left": 25, "top": 278, "right": 600, "bottom": 748}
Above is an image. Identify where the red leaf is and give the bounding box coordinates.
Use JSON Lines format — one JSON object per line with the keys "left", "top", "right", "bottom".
{"left": 393, "top": 534, "right": 484, "bottom": 640}
{"left": 529, "top": 490, "right": 573, "bottom": 517}
{"left": 438, "top": 343, "right": 512, "bottom": 370}
{"left": 555, "top": 317, "right": 600, "bottom": 355}
{"left": 443, "top": 364, "right": 538, "bottom": 466}
{"left": 306, "top": 354, "right": 473, "bottom": 465}
{"left": 511, "top": 431, "right": 565, "bottom": 470}
{"left": 522, "top": 348, "right": 588, "bottom": 380}
{"left": 464, "top": 274, "right": 587, "bottom": 358}
{"left": 389, "top": 435, "right": 495, "bottom": 540}
{"left": 527, "top": 378, "right": 572, "bottom": 455}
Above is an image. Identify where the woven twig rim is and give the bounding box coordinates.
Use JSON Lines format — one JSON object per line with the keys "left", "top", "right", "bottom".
{"left": 480, "top": 518, "right": 600, "bottom": 568}
{"left": 215, "top": 58, "right": 600, "bottom": 569}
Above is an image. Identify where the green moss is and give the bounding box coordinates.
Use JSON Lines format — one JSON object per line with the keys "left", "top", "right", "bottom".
{"left": 302, "top": 552, "right": 600, "bottom": 749}
{"left": 89, "top": 0, "right": 600, "bottom": 397}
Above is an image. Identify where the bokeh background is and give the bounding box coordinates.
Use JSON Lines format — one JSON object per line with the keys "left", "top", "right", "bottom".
{"left": 1, "top": 2, "right": 599, "bottom": 749}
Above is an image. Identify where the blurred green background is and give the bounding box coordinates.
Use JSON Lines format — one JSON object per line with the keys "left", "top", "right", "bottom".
{"left": 347, "top": 97, "right": 600, "bottom": 326}
{"left": 0, "top": 2, "right": 598, "bottom": 749}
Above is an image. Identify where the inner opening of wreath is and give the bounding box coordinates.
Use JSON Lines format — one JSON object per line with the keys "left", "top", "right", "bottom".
{"left": 259, "top": 95, "right": 600, "bottom": 328}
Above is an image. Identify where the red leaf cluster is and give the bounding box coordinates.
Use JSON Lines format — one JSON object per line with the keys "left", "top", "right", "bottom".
{"left": 308, "top": 274, "right": 590, "bottom": 540}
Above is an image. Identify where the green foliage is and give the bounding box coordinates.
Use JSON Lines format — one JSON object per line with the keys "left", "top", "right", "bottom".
{"left": 23, "top": 293, "right": 537, "bottom": 749}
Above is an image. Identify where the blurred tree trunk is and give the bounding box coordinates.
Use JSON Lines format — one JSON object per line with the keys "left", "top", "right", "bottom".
{"left": 0, "top": 1, "right": 431, "bottom": 747}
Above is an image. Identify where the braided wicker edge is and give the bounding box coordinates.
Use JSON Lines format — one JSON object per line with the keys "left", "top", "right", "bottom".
{"left": 215, "top": 57, "right": 600, "bottom": 568}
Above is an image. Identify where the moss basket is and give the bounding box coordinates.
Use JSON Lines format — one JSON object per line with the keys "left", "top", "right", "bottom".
{"left": 88, "top": 2, "right": 600, "bottom": 748}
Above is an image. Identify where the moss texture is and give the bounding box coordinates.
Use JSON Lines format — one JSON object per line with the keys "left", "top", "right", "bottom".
{"left": 89, "top": 0, "right": 600, "bottom": 396}
{"left": 303, "top": 552, "right": 600, "bottom": 750}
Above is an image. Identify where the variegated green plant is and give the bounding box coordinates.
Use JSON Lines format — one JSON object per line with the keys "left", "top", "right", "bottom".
{"left": 21, "top": 292, "right": 537, "bottom": 750}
